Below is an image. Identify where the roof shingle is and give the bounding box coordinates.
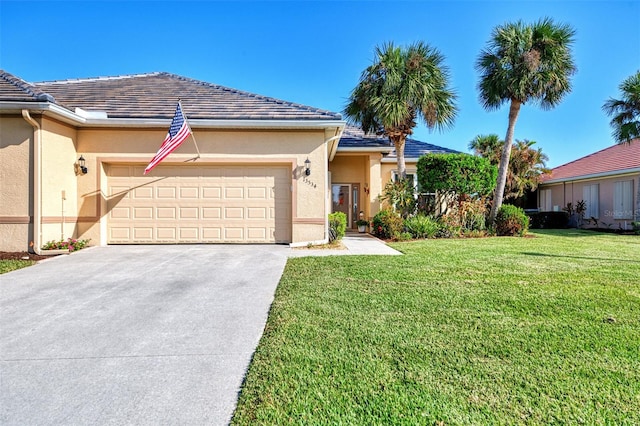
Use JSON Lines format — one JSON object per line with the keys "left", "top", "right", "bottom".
{"left": 338, "top": 125, "right": 459, "bottom": 157}
{"left": 542, "top": 139, "right": 640, "bottom": 182}
{"left": 0, "top": 70, "right": 55, "bottom": 102}
{"left": 30, "top": 72, "right": 341, "bottom": 120}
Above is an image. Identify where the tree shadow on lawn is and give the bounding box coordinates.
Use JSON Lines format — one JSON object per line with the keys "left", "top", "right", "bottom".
{"left": 522, "top": 251, "right": 638, "bottom": 263}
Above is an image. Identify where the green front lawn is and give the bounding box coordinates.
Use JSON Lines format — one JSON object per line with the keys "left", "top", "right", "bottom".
{"left": 0, "top": 259, "right": 35, "bottom": 274}
{"left": 233, "top": 230, "right": 640, "bottom": 425}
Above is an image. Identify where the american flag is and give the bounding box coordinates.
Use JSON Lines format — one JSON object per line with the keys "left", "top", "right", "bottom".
{"left": 144, "top": 102, "right": 192, "bottom": 174}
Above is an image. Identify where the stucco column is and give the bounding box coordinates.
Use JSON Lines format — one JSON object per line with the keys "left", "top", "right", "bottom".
{"left": 368, "top": 154, "right": 382, "bottom": 217}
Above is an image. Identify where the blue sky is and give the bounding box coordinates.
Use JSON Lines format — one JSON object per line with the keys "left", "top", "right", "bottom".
{"left": 1, "top": 0, "right": 638, "bottom": 167}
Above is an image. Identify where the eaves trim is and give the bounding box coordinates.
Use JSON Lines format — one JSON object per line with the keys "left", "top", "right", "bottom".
{"left": 1, "top": 101, "right": 346, "bottom": 130}
{"left": 337, "top": 147, "right": 394, "bottom": 153}
{"left": 381, "top": 157, "right": 422, "bottom": 163}
{"left": 541, "top": 167, "right": 640, "bottom": 184}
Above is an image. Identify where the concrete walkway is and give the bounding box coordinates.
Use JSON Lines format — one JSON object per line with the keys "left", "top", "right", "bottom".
{"left": 289, "top": 232, "right": 402, "bottom": 257}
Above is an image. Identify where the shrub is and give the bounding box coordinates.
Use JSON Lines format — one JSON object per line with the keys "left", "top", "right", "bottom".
{"left": 417, "top": 153, "right": 497, "bottom": 197}
{"left": 528, "top": 211, "right": 569, "bottom": 229}
{"left": 42, "top": 238, "right": 90, "bottom": 252}
{"left": 372, "top": 209, "right": 403, "bottom": 239}
{"left": 632, "top": 221, "right": 640, "bottom": 235}
{"left": 395, "top": 232, "right": 413, "bottom": 242}
{"left": 328, "top": 212, "right": 347, "bottom": 241}
{"left": 379, "top": 179, "right": 416, "bottom": 218}
{"left": 495, "top": 205, "right": 529, "bottom": 236}
{"left": 404, "top": 215, "right": 440, "bottom": 239}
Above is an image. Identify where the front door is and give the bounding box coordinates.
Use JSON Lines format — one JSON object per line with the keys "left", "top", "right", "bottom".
{"left": 332, "top": 184, "right": 351, "bottom": 227}
{"left": 332, "top": 184, "right": 360, "bottom": 229}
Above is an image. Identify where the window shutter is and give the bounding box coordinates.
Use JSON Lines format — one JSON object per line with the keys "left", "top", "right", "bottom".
{"left": 614, "top": 180, "right": 633, "bottom": 219}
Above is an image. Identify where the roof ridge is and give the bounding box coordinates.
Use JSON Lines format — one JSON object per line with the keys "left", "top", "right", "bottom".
{"left": 0, "top": 69, "right": 55, "bottom": 101}
{"left": 34, "top": 72, "right": 163, "bottom": 85}
{"left": 552, "top": 139, "right": 640, "bottom": 171}
{"left": 162, "top": 72, "right": 341, "bottom": 118}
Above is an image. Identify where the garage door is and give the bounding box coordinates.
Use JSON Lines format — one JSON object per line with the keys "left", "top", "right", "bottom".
{"left": 106, "top": 164, "right": 291, "bottom": 244}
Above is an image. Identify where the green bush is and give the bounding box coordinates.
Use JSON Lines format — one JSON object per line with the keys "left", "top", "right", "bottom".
{"left": 417, "top": 153, "right": 497, "bottom": 197}
{"left": 632, "top": 221, "right": 640, "bottom": 235}
{"left": 495, "top": 205, "right": 529, "bottom": 236}
{"left": 528, "top": 211, "right": 569, "bottom": 229}
{"left": 404, "top": 215, "right": 440, "bottom": 239}
{"left": 379, "top": 179, "right": 416, "bottom": 218}
{"left": 328, "top": 211, "right": 347, "bottom": 241}
{"left": 372, "top": 209, "right": 403, "bottom": 239}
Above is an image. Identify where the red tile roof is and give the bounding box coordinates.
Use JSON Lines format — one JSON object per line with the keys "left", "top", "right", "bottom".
{"left": 542, "top": 139, "right": 640, "bottom": 182}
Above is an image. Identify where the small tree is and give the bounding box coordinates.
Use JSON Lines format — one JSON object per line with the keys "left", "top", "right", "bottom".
{"left": 379, "top": 178, "right": 416, "bottom": 218}
{"left": 469, "top": 135, "right": 550, "bottom": 201}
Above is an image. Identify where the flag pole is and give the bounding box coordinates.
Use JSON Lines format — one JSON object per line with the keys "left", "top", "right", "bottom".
{"left": 178, "top": 99, "right": 200, "bottom": 159}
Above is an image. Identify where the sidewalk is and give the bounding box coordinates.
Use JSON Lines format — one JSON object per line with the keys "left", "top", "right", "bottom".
{"left": 289, "top": 232, "right": 402, "bottom": 257}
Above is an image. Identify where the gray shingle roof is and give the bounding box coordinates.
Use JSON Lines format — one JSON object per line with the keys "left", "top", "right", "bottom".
{"left": 339, "top": 124, "right": 459, "bottom": 158}
{"left": 0, "top": 70, "right": 341, "bottom": 121}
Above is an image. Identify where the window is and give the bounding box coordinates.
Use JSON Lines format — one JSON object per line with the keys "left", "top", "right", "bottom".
{"left": 614, "top": 180, "right": 633, "bottom": 219}
{"left": 583, "top": 184, "right": 599, "bottom": 219}
{"left": 391, "top": 171, "right": 419, "bottom": 192}
{"left": 539, "top": 189, "right": 552, "bottom": 212}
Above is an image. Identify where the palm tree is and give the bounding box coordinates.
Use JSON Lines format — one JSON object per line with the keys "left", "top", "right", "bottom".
{"left": 345, "top": 42, "right": 457, "bottom": 179}
{"left": 476, "top": 18, "right": 576, "bottom": 223}
{"left": 469, "top": 134, "right": 502, "bottom": 164}
{"left": 469, "top": 135, "right": 550, "bottom": 201}
{"left": 602, "top": 70, "right": 640, "bottom": 144}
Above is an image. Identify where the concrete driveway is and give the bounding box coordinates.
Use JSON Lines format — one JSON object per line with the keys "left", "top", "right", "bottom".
{"left": 0, "top": 245, "right": 291, "bottom": 425}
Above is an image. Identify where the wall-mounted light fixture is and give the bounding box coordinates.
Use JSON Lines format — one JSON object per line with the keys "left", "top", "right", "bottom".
{"left": 78, "top": 155, "right": 88, "bottom": 175}
{"left": 364, "top": 183, "right": 370, "bottom": 195}
{"left": 304, "top": 158, "right": 311, "bottom": 176}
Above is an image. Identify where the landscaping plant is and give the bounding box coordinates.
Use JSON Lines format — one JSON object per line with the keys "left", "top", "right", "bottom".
{"left": 42, "top": 238, "right": 90, "bottom": 252}
{"left": 495, "top": 204, "right": 529, "bottom": 236}
{"left": 328, "top": 212, "right": 347, "bottom": 242}
{"left": 403, "top": 214, "right": 440, "bottom": 239}
{"left": 371, "top": 209, "right": 403, "bottom": 239}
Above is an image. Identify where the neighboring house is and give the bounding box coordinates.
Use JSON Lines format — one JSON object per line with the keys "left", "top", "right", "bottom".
{"left": 0, "top": 70, "right": 457, "bottom": 251}
{"left": 538, "top": 140, "right": 640, "bottom": 229}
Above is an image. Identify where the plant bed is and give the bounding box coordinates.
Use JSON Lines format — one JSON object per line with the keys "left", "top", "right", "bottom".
{"left": 0, "top": 251, "right": 51, "bottom": 261}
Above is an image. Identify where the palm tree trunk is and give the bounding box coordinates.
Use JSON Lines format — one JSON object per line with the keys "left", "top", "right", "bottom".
{"left": 393, "top": 136, "right": 407, "bottom": 179}
{"left": 488, "top": 99, "right": 521, "bottom": 224}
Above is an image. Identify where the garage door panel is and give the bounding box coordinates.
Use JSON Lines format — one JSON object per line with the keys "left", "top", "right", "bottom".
{"left": 202, "top": 207, "right": 221, "bottom": 219}
{"left": 133, "top": 207, "right": 153, "bottom": 219}
{"left": 156, "top": 228, "right": 176, "bottom": 240}
{"left": 180, "top": 187, "right": 199, "bottom": 199}
{"left": 157, "top": 187, "right": 176, "bottom": 198}
{"left": 107, "top": 165, "right": 291, "bottom": 244}
{"left": 157, "top": 207, "right": 176, "bottom": 219}
{"left": 202, "top": 187, "right": 221, "bottom": 199}
{"left": 179, "top": 207, "right": 199, "bottom": 219}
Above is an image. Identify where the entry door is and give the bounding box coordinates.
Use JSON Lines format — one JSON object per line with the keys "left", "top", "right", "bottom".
{"left": 332, "top": 184, "right": 351, "bottom": 227}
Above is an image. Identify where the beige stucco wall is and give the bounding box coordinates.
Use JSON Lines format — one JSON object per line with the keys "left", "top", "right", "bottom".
{"left": 329, "top": 153, "right": 386, "bottom": 220}
{"left": 40, "top": 118, "right": 79, "bottom": 245}
{"left": 76, "top": 127, "right": 328, "bottom": 245}
{"left": 540, "top": 172, "right": 640, "bottom": 228}
{"left": 0, "top": 116, "right": 33, "bottom": 251}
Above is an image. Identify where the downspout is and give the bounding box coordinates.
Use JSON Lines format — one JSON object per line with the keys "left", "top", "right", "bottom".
{"left": 22, "top": 109, "right": 44, "bottom": 255}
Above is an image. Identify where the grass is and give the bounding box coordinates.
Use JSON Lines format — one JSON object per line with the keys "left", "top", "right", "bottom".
{"left": 233, "top": 230, "right": 640, "bottom": 425}
{"left": 0, "top": 259, "right": 35, "bottom": 274}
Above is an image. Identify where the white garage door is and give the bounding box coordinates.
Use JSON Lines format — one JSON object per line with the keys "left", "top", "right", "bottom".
{"left": 106, "top": 164, "right": 291, "bottom": 244}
